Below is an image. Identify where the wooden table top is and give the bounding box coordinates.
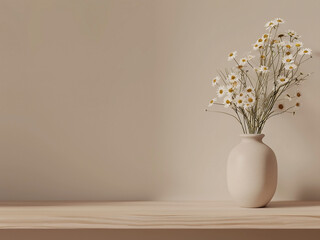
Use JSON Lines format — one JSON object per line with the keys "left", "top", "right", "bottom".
{"left": 0, "top": 201, "right": 319, "bottom": 229}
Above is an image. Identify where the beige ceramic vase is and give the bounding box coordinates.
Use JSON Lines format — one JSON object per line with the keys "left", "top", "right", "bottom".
{"left": 227, "top": 134, "right": 277, "bottom": 208}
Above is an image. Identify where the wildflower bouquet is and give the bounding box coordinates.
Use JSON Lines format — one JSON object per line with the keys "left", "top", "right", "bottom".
{"left": 206, "top": 18, "right": 312, "bottom": 134}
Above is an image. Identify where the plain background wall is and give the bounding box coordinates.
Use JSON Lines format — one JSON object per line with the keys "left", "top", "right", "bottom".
{"left": 0, "top": 0, "right": 319, "bottom": 201}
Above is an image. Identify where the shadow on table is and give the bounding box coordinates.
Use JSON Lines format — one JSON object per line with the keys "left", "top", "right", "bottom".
{"left": 267, "top": 201, "right": 320, "bottom": 208}
{"left": 1, "top": 230, "right": 320, "bottom": 240}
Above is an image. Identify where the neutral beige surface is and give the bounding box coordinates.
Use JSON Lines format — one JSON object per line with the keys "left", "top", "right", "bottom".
{"left": 0, "top": 201, "right": 319, "bottom": 229}
{"left": 1, "top": 230, "right": 320, "bottom": 240}
{"left": 0, "top": 0, "right": 319, "bottom": 202}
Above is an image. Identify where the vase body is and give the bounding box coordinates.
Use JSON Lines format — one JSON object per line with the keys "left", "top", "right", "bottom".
{"left": 227, "top": 134, "right": 277, "bottom": 208}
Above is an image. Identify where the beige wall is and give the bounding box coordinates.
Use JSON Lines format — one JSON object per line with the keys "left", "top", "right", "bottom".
{"left": 0, "top": 0, "right": 319, "bottom": 201}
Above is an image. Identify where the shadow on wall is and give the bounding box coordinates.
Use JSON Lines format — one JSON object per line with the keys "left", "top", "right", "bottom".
{"left": 268, "top": 50, "right": 320, "bottom": 201}
{"left": 291, "top": 54, "right": 320, "bottom": 201}
{"left": 295, "top": 185, "right": 320, "bottom": 201}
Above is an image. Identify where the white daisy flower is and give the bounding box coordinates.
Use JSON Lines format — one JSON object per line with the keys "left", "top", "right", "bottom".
{"left": 287, "top": 30, "right": 296, "bottom": 36}
{"left": 226, "top": 85, "right": 235, "bottom": 95}
{"left": 228, "top": 51, "right": 237, "bottom": 61}
{"left": 245, "top": 86, "right": 255, "bottom": 94}
{"left": 247, "top": 55, "right": 255, "bottom": 60}
{"left": 284, "top": 42, "right": 293, "bottom": 50}
{"left": 284, "top": 63, "right": 297, "bottom": 70}
{"left": 231, "top": 80, "right": 240, "bottom": 89}
{"left": 257, "top": 38, "right": 264, "bottom": 44}
{"left": 211, "top": 76, "right": 220, "bottom": 86}
{"left": 244, "top": 103, "right": 252, "bottom": 111}
{"left": 270, "top": 39, "right": 280, "bottom": 46}
{"left": 274, "top": 18, "right": 285, "bottom": 24}
{"left": 235, "top": 96, "right": 244, "bottom": 107}
{"left": 265, "top": 20, "right": 276, "bottom": 30}
{"left": 238, "top": 92, "right": 245, "bottom": 97}
{"left": 236, "top": 65, "right": 244, "bottom": 70}
{"left": 294, "top": 41, "right": 303, "bottom": 48}
{"left": 246, "top": 94, "right": 256, "bottom": 105}
{"left": 282, "top": 54, "right": 294, "bottom": 64}
{"left": 258, "top": 65, "right": 269, "bottom": 73}
{"left": 227, "top": 73, "right": 239, "bottom": 82}
{"left": 208, "top": 98, "right": 217, "bottom": 107}
{"left": 299, "top": 48, "right": 312, "bottom": 55}
{"left": 277, "top": 76, "right": 289, "bottom": 85}
{"left": 284, "top": 50, "right": 292, "bottom": 56}
{"left": 239, "top": 57, "right": 248, "bottom": 66}
{"left": 262, "top": 33, "right": 269, "bottom": 39}
{"left": 287, "top": 30, "right": 300, "bottom": 38}
{"left": 217, "top": 86, "right": 226, "bottom": 98}
{"left": 223, "top": 96, "right": 232, "bottom": 108}
{"left": 253, "top": 42, "right": 263, "bottom": 50}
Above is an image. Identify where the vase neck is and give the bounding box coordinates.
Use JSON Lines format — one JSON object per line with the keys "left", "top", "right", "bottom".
{"left": 240, "top": 134, "right": 265, "bottom": 143}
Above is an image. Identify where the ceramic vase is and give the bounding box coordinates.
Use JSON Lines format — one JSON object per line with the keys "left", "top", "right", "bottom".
{"left": 227, "top": 134, "right": 277, "bottom": 208}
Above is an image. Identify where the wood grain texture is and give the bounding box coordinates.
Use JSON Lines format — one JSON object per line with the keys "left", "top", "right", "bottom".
{"left": 0, "top": 201, "right": 319, "bottom": 229}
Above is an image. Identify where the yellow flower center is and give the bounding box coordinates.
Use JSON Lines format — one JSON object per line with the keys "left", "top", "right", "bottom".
{"left": 210, "top": 100, "right": 213, "bottom": 103}
{"left": 297, "top": 92, "right": 301, "bottom": 97}
{"left": 242, "top": 59, "right": 246, "bottom": 62}
{"left": 280, "top": 78, "right": 285, "bottom": 82}
{"left": 247, "top": 89, "right": 252, "bottom": 92}
{"left": 258, "top": 38, "right": 263, "bottom": 42}
{"left": 231, "top": 76, "right": 236, "bottom": 80}
{"left": 289, "top": 66, "right": 293, "bottom": 69}
{"left": 263, "top": 34, "right": 268, "bottom": 38}
{"left": 229, "top": 88, "right": 233, "bottom": 93}
{"left": 277, "top": 19, "right": 282, "bottom": 23}
{"left": 213, "top": 79, "right": 216, "bottom": 82}
{"left": 226, "top": 100, "right": 231, "bottom": 104}
{"left": 286, "top": 52, "right": 291, "bottom": 55}
{"left": 296, "top": 43, "right": 301, "bottom": 47}
{"left": 286, "top": 45, "right": 291, "bottom": 49}
{"left": 304, "top": 50, "right": 308, "bottom": 53}
{"left": 269, "top": 22, "right": 273, "bottom": 26}
{"left": 238, "top": 99, "right": 242, "bottom": 104}
{"left": 240, "top": 93, "right": 243, "bottom": 96}
{"left": 278, "top": 104, "right": 284, "bottom": 110}
{"left": 286, "top": 59, "right": 291, "bottom": 62}
{"left": 248, "top": 98, "right": 253, "bottom": 103}
{"left": 261, "top": 55, "right": 265, "bottom": 59}
{"left": 219, "top": 90, "right": 223, "bottom": 94}
{"left": 296, "top": 102, "right": 300, "bottom": 107}
{"left": 229, "top": 53, "right": 234, "bottom": 57}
